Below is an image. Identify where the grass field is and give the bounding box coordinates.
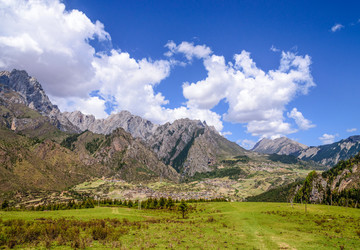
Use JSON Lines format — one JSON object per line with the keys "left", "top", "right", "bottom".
{"left": 0, "top": 202, "right": 359, "bottom": 249}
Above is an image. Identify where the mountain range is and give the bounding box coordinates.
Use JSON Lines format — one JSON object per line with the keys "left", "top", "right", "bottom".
{"left": 1, "top": 69, "right": 360, "bottom": 205}
{"left": 0, "top": 70, "right": 250, "bottom": 200}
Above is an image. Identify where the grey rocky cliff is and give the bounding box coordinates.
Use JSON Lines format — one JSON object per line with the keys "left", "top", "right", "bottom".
{"left": 183, "top": 126, "right": 247, "bottom": 176}
{"left": 0, "top": 70, "right": 79, "bottom": 132}
{"left": 252, "top": 137, "right": 308, "bottom": 155}
{"left": 147, "top": 118, "right": 207, "bottom": 172}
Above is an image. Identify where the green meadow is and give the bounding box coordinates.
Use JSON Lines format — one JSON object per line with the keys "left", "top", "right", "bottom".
{"left": 0, "top": 202, "right": 359, "bottom": 249}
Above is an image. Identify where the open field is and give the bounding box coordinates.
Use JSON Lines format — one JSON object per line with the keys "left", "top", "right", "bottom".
{"left": 0, "top": 202, "right": 359, "bottom": 249}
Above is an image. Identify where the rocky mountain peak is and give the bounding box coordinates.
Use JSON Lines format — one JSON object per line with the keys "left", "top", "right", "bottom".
{"left": 0, "top": 69, "right": 55, "bottom": 115}
{"left": 0, "top": 69, "right": 79, "bottom": 132}
{"left": 252, "top": 137, "right": 308, "bottom": 155}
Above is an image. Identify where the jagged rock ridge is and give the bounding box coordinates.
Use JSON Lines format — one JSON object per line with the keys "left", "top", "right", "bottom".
{"left": 63, "top": 110, "right": 158, "bottom": 140}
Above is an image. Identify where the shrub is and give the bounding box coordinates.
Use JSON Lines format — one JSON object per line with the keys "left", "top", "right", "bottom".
{"left": 91, "top": 226, "right": 108, "bottom": 240}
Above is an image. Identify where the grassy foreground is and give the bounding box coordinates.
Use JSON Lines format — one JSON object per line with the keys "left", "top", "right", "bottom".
{"left": 0, "top": 202, "right": 359, "bottom": 249}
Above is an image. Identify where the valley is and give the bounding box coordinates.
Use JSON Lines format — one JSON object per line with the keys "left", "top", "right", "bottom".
{"left": 1, "top": 1, "right": 360, "bottom": 249}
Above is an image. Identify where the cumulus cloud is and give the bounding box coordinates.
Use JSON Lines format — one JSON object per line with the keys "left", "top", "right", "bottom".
{"left": 93, "top": 49, "right": 171, "bottom": 116}
{"left": 319, "top": 133, "right": 338, "bottom": 144}
{"left": 178, "top": 45, "right": 315, "bottom": 138}
{"left": 346, "top": 128, "right": 357, "bottom": 133}
{"left": 165, "top": 41, "right": 212, "bottom": 60}
{"left": 331, "top": 24, "right": 344, "bottom": 32}
{"left": 0, "top": 0, "right": 110, "bottom": 98}
{"left": 287, "top": 108, "right": 315, "bottom": 130}
{"left": 52, "top": 96, "right": 108, "bottom": 119}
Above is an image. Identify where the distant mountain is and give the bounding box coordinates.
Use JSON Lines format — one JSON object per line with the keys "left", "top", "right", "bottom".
{"left": 0, "top": 70, "right": 79, "bottom": 133}
{"left": 252, "top": 137, "right": 308, "bottom": 155}
{"left": 293, "top": 136, "right": 360, "bottom": 167}
{"left": 252, "top": 135, "right": 360, "bottom": 168}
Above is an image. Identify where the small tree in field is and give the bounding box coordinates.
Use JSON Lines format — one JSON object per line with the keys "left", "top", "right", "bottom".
{"left": 178, "top": 200, "right": 188, "bottom": 219}
{"left": 296, "top": 171, "right": 317, "bottom": 213}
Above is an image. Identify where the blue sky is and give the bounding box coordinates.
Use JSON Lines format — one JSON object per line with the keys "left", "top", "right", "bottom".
{"left": 1, "top": 0, "right": 360, "bottom": 148}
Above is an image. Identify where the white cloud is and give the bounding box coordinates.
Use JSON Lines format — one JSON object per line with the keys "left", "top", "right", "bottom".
{"left": 331, "top": 24, "right": 344, "bottom": 32}
{"left": 93, "top": 49, "right": 171, "bottom": 115}
{"left": 221, "top": 131, "right": 232, "bottom": 137}
{"left": 0, "top": 0, "right": 110, "bottom": 98}
{"left": 165, "top": 40, "right": 212, "bottom": 60}
{"left": 346, "top": 128, "right": 357, "bottom": 133}
{"left": 319, "top": 133, "right": 338, "bottom": 144}
{"left": 180, "top": 46, "right": 315, "bottom": 138}
{"left": 270, "top": 45, "right": 280, "bottom": 52}
{"left": 52, "top": 96, "right": 108, "bottom": 119}
{"left": 287, "top": 108, "right": 315, "bottom": 130}
{"left": 237, "top": 139, "right": 256, "bottom": 149}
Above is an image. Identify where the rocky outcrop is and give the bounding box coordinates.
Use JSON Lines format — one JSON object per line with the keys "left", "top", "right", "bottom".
{"left": 0, "top": 70, "right": 79, "bottom": 132}
{"left": 252, "top": 137, "right": 308, "bottom": 155}
{"left": 293, "top": 153, "right": 360, "bottom": 206}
